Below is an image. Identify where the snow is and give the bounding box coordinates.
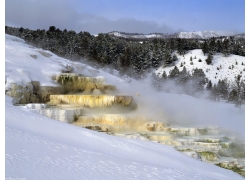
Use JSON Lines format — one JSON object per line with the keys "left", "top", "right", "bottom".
{"left": 109, "top": 30, "right": 237, "bottom": 39}
{"left": 109, "top": 31, "right": 164, "bottom": 39}
{"left": 5, "top": 34, "right": 245, "bottom": 179}
{"left": 5, "top": 34, "right": 126, "bottom": 89}
{"left": 176, "top": 31, "right": 236, "bottom": 39}
{"left": 155, "top": 49, "right": 245, "bottom": 85}
{"left": 5, "top": 96, "right": 244, "bottom": 180}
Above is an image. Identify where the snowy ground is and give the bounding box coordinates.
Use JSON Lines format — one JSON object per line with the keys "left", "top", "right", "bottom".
{"left": 155, "top": 49, "right": 245, "bottom": 85}
{"left": 109, "top": 30, "right": 237, "bottom": 39}
{"left": 5, "top": 96, "right": 244, "bottom": 180}
{"left": 4, "top": 34, "right": 245, "bottom": 179}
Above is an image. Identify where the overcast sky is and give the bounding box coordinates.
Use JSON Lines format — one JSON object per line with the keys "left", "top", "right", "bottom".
{"left": 5, "top": 0, "right": 245, "bottom": 34}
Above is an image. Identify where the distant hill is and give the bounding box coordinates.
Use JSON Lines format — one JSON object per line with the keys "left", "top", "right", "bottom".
{"left": 233, "top": 33, "right": 245, "bottom": 38}
{"left": 108, "top": 31, "right": 165, "bottom": 39}
{"left": 108, "top": 30, "right": 241, "bottom": 39}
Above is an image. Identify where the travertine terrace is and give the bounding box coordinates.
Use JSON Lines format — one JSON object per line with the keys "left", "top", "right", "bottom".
{"left": 11, "top": 72, "right": 245, "bottom": 177}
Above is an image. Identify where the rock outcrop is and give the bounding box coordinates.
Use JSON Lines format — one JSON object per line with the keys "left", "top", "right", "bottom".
{"left": 53, "top": 73, "right": 116, "bottom": 93}
{"left": 5, "top": 73, "right": 116, "bottom": 104}
{"left": 5, "top": 82, "right": 64, "bottom": 104}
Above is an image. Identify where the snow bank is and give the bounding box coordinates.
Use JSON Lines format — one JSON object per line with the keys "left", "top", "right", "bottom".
{"left": 155, "top": 49, "right": 245, "bottom": 85}
{"left": 5, "top": 34, "right": 245, "bottom": 179}
{"left": 5, "top": 96, "right": 243, "bottom": 180}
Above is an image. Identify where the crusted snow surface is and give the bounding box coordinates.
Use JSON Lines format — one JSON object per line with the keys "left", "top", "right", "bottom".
{"left": 5, "top": 96, "right": 244, "bottom": 180}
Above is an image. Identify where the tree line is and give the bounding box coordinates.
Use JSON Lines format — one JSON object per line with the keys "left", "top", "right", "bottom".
{"left": 5, "top": 26, "right": 245, "bottom": 106}
{"left": 151, "top": 66, "right": 245, "bottom": 107}
{"left": 5, "top": 26, "right": 244, "bottom": 75}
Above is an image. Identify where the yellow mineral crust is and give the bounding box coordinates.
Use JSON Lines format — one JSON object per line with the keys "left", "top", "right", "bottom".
{"left": 49, "top": 95, "right": 133, "bottom": 108}
{"left": 72, "top": 114, "right": 151, "bottom": 132}
{"left": 149, "top": 134, "right": 173, "bottom": 141}
{"left": 75, "top": 114, "right": 146, "bottom": 126}
{"left": 55, "top": 74, "right": 115, "bottom": 92}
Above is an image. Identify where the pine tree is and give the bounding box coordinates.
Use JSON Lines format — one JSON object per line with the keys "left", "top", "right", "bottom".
{"left": 202, "top": 40, "right": 209, "bottom": 55}
{"left": 206, "top": 80, "right": 213, "bottom": 90}
{"left": 162, "top": 71, "right": 167, "bottom": 80}
{"left": 49, "top": 26, "right": 56, "bottom": 32}
{"left": 172, "top": 54, "right": 178, "bottom": 61}
{"left": 222, "top": 39, "right": 230, "bottom": 57}
{"left": 177, "top": 66, "right": 189, "bottom": 85}
{"left": 205, "top": 53, "right": 213, "bottom": 65}
{"left": 228, "top": 89, "right": 238, "bottom": 103}
{"left": 210, "top": 84, "right": 219, "bottom": 101}
{"left": 191, "top": 68, "right": 207, "bottom": 93}
{"left": 209, "top": 37, "right": 216, "bottom": 54}
{"left": 163, "top": 50, "right": 172, "bottom": 67}
{"left": 216, "top": 40, "right": 222, "bottom": 53}
{"left": 229, "top": 75, "right": 245, "bottom": 108}
{"left": 177, "top": 39, "right": 187, "bottom": 55}
{"left": 169, "top": 66, "right": 180, "bottom": 79}
{"left": 217, "top": 79, "right": 229, "bottom": 100}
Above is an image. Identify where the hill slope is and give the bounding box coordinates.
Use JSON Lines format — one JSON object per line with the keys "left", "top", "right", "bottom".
{"left": 173, "top": 31, "right": 236, "bottom": 39}
{"left": 5, "top": 34, "right": 245, "bottom": 179}
{"left": 155, "top": 49, "right": 245, "bottom": 85}
{"left": 108, "top": 30, "right": 238, "bottom": 39}
{"left": 5, "top": 95, "right": 244, "bottom": 180}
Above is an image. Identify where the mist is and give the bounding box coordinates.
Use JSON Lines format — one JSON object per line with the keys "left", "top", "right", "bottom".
{"left": 83, "top": 63, "right": 245, "bottom": 139}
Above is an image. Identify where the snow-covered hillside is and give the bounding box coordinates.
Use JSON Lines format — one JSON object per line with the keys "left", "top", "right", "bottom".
{"left": 173, "top": 31, "right": 236, "bottom": 39}
{"left": 108, "top": 31, "right": 164, "bottom": 39}
{"left": 5, "top": 34, "right": 245, "bottom": 179}
{"left": 5, "top": 95, "right": 244, "bottom": 180}
{"left": 155, "top": 49, "right": 245, "bottom": 85}
{"left": 5, "top": 34, "right": 125, "bottom": 90}
{"left": 108, "top": 30, "right": 238, "bottom": 39}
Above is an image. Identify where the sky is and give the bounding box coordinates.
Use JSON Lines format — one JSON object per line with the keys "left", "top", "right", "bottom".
{"left": 4, "top": 0, "right": 245, "bottom": 34}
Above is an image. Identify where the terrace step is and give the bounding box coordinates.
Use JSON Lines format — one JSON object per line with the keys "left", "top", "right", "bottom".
{"left": 49, "top": 95, "right": 134, "bottom": 108}
{"left": 38, "top": 108, "right": 84, "bottom": 123}
{"left": 53, "top": 73, "right": 116, "bottom": 93}
{"left": 72, "top": 114, "right": 168, "bottom": 133}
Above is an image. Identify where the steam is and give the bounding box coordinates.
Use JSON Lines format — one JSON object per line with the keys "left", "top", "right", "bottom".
{"left": 84, "top": 65, "right": 245, "bottom": 139}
